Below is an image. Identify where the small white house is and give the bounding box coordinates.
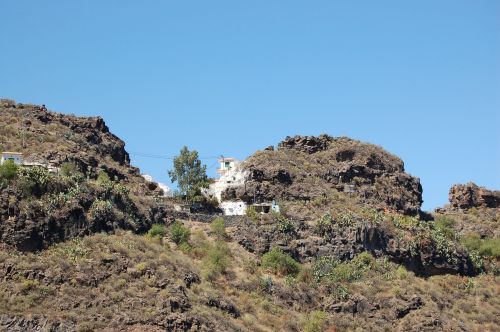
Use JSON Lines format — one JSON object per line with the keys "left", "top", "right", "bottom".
{"left": 216, "top": 157, "right": 238, "bottom": 177}
{"left": 220, "top": 201, "right": 248, "bottom": 216}
{"left": 0, "top": 152, "right": 23, "bottom": 165}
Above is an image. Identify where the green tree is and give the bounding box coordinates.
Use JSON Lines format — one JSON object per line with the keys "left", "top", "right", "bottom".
{"left": 168, "top": 146, "right": 209, "bottom": 201}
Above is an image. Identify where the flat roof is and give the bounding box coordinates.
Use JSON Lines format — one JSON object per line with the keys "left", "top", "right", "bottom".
{"left": 1, "top": 152, "right": 23, "bottom": 155}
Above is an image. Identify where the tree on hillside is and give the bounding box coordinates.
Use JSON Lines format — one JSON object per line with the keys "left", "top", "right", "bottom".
{"left": 168, "top": 146, "right": 209, "bottom": 201}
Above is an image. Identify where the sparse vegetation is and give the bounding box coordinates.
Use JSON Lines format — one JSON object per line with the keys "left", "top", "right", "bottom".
{"left": 210, "top": 217, "right": 227, "bottom": 241}
{"left": 303, "top": 310, "right": 328, "bottom": 332}
{"left": 202, "top": 241, "right": 231, "bottom": 281}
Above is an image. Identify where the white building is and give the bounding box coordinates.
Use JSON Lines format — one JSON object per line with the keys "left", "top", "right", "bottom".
{"left": 0, "top": 152, "right": 23, "bottom": 165}
{"left": 203, "top": 157, "right": 249, "bottom": 215}
{"left": 216, "top": 157, "right": 238, "bottom": 177}
{"left": 205, "top": 156, "right": 281, "bottom": 216}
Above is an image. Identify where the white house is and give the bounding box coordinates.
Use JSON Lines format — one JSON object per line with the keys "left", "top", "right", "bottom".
{"left": 0, "top": 152, "right": 23, "bottom": 165}
{"left": 216, "top": 157, "right": 238, "bottom": 177}
{"left": 204, "top": 156, "right": 282, "bottom": 216}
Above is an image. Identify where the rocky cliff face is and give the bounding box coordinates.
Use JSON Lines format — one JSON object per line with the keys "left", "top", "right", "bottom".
{"left": 223, "top": 135, "right": 422, "bottom": 216}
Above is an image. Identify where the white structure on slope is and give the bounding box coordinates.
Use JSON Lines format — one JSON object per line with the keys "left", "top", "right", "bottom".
{"left": 141, "top": 174, "right": 173, "bottom": 197}
{"left": 1, "top": 152, "right": 23, "bottom": 165}
{"left": 205, "top": 157, "right": 249, "bottom": 216}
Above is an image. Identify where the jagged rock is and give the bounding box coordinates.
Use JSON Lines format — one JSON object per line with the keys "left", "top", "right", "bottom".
{"left": 395, "top": 295, "right": 423, "bottom": 318}
{"left": 278, "top": 134, "right": 333, "bottom": 154}
{"left": 0, "top": 314, "right": 75, "bottom": 332}
{"left": 449, "top": 182, "right": 500, "bottom": 210}
{"left": 205, "top": 296, "right": 241, "bottom": 318}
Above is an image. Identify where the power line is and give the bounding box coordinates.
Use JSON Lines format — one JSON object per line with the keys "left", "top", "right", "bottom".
{"left": 128, "top": 151, "right": 219, "bottom": 160}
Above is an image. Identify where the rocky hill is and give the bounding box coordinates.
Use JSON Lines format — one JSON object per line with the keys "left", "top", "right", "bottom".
{"left": 0, "top": 99, "right": 168, "bottom": 251}
{"left": 223, "top": 135, "right": 423, "bottom": 217}
{"left": 0, "top": 100, "right": 499, "bottom": 331}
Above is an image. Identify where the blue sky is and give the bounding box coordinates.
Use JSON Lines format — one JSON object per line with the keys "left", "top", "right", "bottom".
{"left": 1, "top": 1, "right": 499, "bottom": 210}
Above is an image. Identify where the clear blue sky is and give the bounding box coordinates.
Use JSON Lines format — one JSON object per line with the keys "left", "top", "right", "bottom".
{"left": 1, "top": 1, "right": 499, "bottom": 210}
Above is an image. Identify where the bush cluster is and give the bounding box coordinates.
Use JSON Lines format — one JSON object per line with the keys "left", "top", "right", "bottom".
{"left": 0, "top": 160, "right": 18, "bottom": 186}
{"left": 462, "top": 234, "right": 500, "bottom": 259}
{"left": 261, "top": 247, "right": 300, "bottom": 277}
{"left": 312, "top": 252, "right": 374, "bottom": 283}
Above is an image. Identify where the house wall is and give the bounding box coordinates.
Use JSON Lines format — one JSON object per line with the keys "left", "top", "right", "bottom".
{"left": 205, "top": 164, "right": 248, "bottom": 202}
{"left": 0, "top": 154, "right": 23, "bottom": 165}
{"left": 220, "top": 201, "right": 247, "bottom": 216}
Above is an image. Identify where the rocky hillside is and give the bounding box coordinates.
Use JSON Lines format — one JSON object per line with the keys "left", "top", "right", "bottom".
{"left": 223, "top": 135, "right": 423, "bottom": 217}
{"left": 0, "top": 99, "right": 153, "bottom": 190}
{"left": 0, "top": 99, "right": 169, "bottom": 251}
{"left": 1, "top": 100, "right": 498, "bottom": 331}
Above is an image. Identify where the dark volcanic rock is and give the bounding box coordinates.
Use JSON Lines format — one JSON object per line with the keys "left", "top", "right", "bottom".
{"left": 449, "top": 182, "right": 500, "bottom": 210}
{"left": 278, "top": 134, "right": 333, "bottom": 154}
{"left": 231, "top": 216, "right": 478, "bottom": 276}
{"left": 230, "top": 135, "right": 423, "bottom": 216}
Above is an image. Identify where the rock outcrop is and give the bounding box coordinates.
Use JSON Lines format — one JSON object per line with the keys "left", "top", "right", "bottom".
{"left": 224, "top": 135, "right": 423, "bottom": 216}
{"left": 448, "top": 182, "right": 500, "bottom": 210}
{"left": 230, "top": 217, "right": 478, "bottom": 277}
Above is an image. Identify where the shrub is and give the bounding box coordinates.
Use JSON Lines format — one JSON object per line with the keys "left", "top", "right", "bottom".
{"left": 18, "top": 166, "right": 51, "bottom": 196}
{"left": 431, "top": 227, "right": 458, "bottom": 264}
{"left": 60, "top": 162, "right": 77, "bottom": 176}
{"left": 339, "top": 212, "right": 356, "bottom": 227}
{"left": 304, "top": 310, "right": 327, "bottom": 332}
{"left": 246, "top": 206, "right": 260, "bottom": 222}
{"left": 170, "top": 221, "right": 191, "bottom": 245}
{"left": 315, "top": 213, "right": 333, "bottom": 236}
{"left": 261, "top": 247, "right": 300, "bottom": 277}
{"left": 274, "top": 213, "right": 295, "bottom": 234}
{"left": 312, "top": 256, "right": 339, "bottom": 282}
{"left": 462, "top": 234, "right": 500, "bottom": 259}
{"left": 148, "top": 224, "right": 166, "bottom": 238}
{"left": 434, "top": 216, "right": 457, "bottom": 240}
{"left": 352, "top": 251, "right": 374, "bottom": 267}
{"left": 312, "top": 252, "right": 374, "bottom": 283}
{"left": 0, "top": 160, "right": 18, "bottom": 185}
{"left": 396, "top": 265, "right": 410, "bottom": 279}
{"left": 202, "top": 241, "right": 231, "bottom": 281}
{"left": 96, "top": 170, "right": 112, "bottom": 185}
{"left": 210, "top": 217, "right": 227, "bottom": 241}
{"left": 89, "top": 199, "right": 113, "bottom": 222}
